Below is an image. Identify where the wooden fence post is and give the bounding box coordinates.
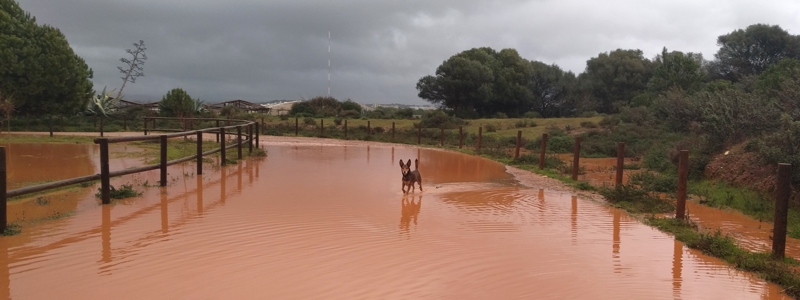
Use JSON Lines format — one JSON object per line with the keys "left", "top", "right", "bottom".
{"left": 295, "top": 117, "right": 299, "bottom": 136}
{"left": 321, "top": 119, "right": 324, "bottom": 136}
{"left": 160, "top": 135, "right": 167, "bottom": 187}
{"left": 418, "top": 126, "right": 421, "bottom": 144}
{"left": 459, "top": 126, "right": 463, "bottom": 149}
{"left": 572, "top": 137, "right": 581, "bottom": 180}
{"left": 220, "top": 127, "right": 227, "bottom": 166}
{"left": 773, "top": 163, "right": 792, "bottom": 259}
{"left": 0, "top": 147, "right": 5, "bottom": 232}
{"left": 676, "top": 150, "right": 689, "bottom": 219}
{"left": 539, "top": 133, "right": 548, "bottom": 170}
{"left": 215, "top": 120, "right": 220, "bottom": 143}
{"left": 392, "top": 122, "right": 395, "bottom": 140}
{"left": 344, "top": 119, "right": 348, "bottom": 138}
{"left": 248, "top": 124, "right": 253, "bottom": 154}
{"left": 100, "top": 118, "right": 104, "bottom": 137}
{"left": 237, "top": 126, "right": 243, "bottom": 160}
{"left": 99, "top": 138, "right": 110, "bottom": 204}
{"left": 367, "top": 121, "right": 371, "bottom": 135}
{"left": 615, "top": 142, "right": 625, "bottom": 187}
{"left": 196, "top": 131, "right": 203, "bottom": 175}
{"left": 144, "top": 117, "right": 148, "bottom": 135}
{"left": 477, "top": 127, "right": 482, "bottom": 153}
{"left": 515, "top": 130, "right": 522, "bottom": 159}
{"left": 441, "top": 127, "right": 445, "bottom": 146}
{"left": 255, "top": 122, "right": 260, "bottom": 148}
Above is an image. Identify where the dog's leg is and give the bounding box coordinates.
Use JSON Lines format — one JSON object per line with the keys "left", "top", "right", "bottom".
{"left": 418, "top": 181, "right": 423, "bottom": 192}
{"left": 402, "top": 183, "right": 406, "bottom": 194}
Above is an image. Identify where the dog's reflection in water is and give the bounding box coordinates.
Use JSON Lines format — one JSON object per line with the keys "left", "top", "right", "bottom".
{"left": 400, "top": 195, "right": 422, "bottom": 235}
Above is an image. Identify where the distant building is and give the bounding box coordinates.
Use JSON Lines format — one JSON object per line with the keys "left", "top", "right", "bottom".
{"left": 207, "top": 99, "right": 270, "bottom": 114}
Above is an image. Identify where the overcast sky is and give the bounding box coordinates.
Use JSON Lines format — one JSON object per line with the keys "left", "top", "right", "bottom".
{"left": 14, "top": 0, "right": 800, "bottom": 104}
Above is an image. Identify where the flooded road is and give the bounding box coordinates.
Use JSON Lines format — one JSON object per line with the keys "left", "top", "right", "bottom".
{"left": 0, "top": 141, "right": 791, "bottom": 299}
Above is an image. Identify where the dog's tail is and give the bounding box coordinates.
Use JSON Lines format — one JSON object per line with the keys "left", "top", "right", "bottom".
{"left": 414, "top": 158, "right": 419, "bottom": 170}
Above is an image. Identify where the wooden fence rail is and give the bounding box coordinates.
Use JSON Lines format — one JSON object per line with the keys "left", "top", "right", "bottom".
{"left": 0, "top": 117, "right": 258, "bottom": 232}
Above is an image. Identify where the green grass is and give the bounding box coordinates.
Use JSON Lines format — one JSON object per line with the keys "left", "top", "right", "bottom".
{"left": 598, "top": 184, "right": 675, "bottom": 213}
{"left": 0, "top": 134, "right": 96, "bottom": 144}
{"left": 95, "top": 183, "right": 142, "bottom": 200}
{"left": 2, "top": 223, "right": 21, "bottom": 236}
{"left": 261, "top": 116, "right": 603, "bottom": 141}
{"left": 647, "top": 217, "right": 800, "bottom": 298}
{"left": 688, "top": 180, "right": 800, "bottom": 238}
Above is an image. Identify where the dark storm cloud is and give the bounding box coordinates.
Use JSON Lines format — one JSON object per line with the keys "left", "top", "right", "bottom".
{"left": 13, "top": 0, "right": 800, "bottom": 104}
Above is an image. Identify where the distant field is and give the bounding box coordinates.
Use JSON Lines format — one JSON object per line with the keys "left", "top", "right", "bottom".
{"left": 260, "top": 116, "right": 604, "bottom": 139}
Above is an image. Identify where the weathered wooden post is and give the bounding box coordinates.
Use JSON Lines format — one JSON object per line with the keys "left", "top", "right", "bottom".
{"left": 0, "top": 147, "right": 6, "bottom": 232}
{"left": 392, "top": 122, "right": 395, "bottom": 140}
{"left": 615, "top": 142, "right": 625, "bottom": 187}
{"left": 215, "top": 120, "right": 220, "bottom": 143}
{"left": 248, "top": 124, "right": 253, "bottom": 154}
{"left": 477, "top": 127, "right": 482, "bottom": 153}
{"left": 236, "top": 126, "right": 243, "bottom": 160}
{"left": 100, "top": 118, "right": 104, "bottom": 137}
{"left": 773, "top": 163, "right": 792, "bottom": 259}
{"left": 160, "top": 135, "right": 168, "bottom": 187}
{"left": 539, "top": 133, "right": 548, "bottom": 170}
{"left": 99, "top": 138, "right": 110, "bottom": 204}
{"left": 344, "top": 119, "right": 348, "bottom": 138}
{"left": 220, "top": 127, "right": 227, "bottom": 166}
{"left": 49, "top": 117, "right": 53, "bottom": 137}
{"left": 144, "top": 117, "right": 148, "bottom": 135}
{"left": 676, "top": 150, "right": 689, "bottom": 219}
{"left": 459, "top": 126, "right": 463, "bottom": 149}
{"left": 514, "top": 131, "right": 522, "bottom": 159}
{"left": 417, "top": 126, "right": 421, "bottom": 144}
{"left": 255, "top": 122, "right": 260, "bottom": 148}
{"left": 295, "top": 117, "right": 299, "bottom": 136}
{"left": 367, "top": 121, "right": 371, "bottom": 135}
{"left": 572, "top": 137, "right": 581, "bottom": 180}
{"left": 440, "top": 127, "right": 445, "bottom": 146}
{"left": 320, "top": 119, "right": 324, "bottom": 136}
{"left": 196, "top": 131, "right": 203, "bottom": 175}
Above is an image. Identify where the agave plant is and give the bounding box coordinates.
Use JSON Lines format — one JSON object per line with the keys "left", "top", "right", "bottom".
{"left": 85, "top": 87, "right": 119, "bottom": 137}
{"left": 194, "top": 98, "right": 207, "bottom": 114}
{"left": 86, "top": 87, "right": 119, "bottom": 118}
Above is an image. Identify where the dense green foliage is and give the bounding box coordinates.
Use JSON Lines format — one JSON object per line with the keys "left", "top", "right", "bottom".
{"left": 158, "top": 88, "right": 198, "bottom": 118}
{"left": 0, "top": 0, "right": 94, "bottom": 116}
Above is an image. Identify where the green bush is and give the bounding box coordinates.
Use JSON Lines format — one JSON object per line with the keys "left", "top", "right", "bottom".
{"left": 303, "top": 117, "right": 316, "bottom": 126}
{"left": 484, "top": 124, "right": 497, "bottom": 132}
{"left": 580, "top": 121, "right": 597, "bottom": 128}
{"left": 333, "top": 118, "right": 343, "bottom": 126}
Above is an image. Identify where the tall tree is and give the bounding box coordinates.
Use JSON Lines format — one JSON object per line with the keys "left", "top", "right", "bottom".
{"left": 709, "top": 24, "right": 800, "bottom": 82}
{"left": 648, "top": 47, "right": 706, "bottom": 94}
{"left": 0, "top": 0, "right": 94, "bottom": 116}
{"left": 416, "top": 47, "right": 531, "bottom": 118}
{"left": 583, "top": 49, "right": 655, "bottom": 113}
{"left": 116, "top": 40, "right": 147, "bottom": 100}
{"left": 528, "top": 61, "right": 577, "bottom": 117}
{"left": 158, "top": 88, "right": 195, "bottom": 118}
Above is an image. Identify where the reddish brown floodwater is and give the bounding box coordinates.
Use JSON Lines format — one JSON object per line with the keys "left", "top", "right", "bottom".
{"left": 0, "top": 141, "right": 792, "bottom": 299}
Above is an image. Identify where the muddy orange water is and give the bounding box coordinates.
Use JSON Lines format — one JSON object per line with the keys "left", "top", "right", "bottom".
{"left": 0, "top": 142, "right": 791, "bottom": 299}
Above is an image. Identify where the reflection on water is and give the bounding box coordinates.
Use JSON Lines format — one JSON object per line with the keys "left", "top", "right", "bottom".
{"left": 0, "top": 143, "right": 790, "bottom": 299}
{"left": 3, "top": 143, "right": 96, "bottom": 189}
{"left": 399, "top": 195, "right": 421, "bottom": 237}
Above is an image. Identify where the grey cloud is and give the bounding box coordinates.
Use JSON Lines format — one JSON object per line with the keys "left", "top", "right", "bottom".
{"left": 14, "top": 0, "right": 800, "bottom": 104}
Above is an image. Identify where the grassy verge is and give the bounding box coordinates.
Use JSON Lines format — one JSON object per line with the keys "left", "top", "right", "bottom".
{"left": 647, "top": 217, "right": 800, "bottom": 298}
{"left": 0, "top": 134, "right": 96, "bottom": 144}
{"left": 690, "top": 180, "right": 800, "bottom": 239}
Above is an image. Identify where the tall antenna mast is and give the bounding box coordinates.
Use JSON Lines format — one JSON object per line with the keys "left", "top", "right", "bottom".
{"left": 327, "top": 31, "right": 331, "bottom": 97}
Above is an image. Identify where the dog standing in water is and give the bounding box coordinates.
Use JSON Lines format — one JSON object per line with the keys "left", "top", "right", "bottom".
{"left": 399, "top": 159, "right": 423, "bottom": 194}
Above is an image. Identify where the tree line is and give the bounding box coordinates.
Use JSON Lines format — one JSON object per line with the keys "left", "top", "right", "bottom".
{"left": 417, "top": 23, "right": 800, "bottom": 119}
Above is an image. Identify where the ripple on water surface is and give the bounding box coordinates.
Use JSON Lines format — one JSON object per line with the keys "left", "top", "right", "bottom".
{"left": 0, "top": 142, "right": 790, "bottom": 299}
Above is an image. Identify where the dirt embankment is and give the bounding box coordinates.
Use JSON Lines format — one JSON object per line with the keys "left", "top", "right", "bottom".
{"left": 704, "top": 142, "right": 798, "bottom": 203}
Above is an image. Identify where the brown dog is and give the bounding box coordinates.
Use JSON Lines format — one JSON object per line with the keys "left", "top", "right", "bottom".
{"left": 399, "top": 159, "right": 422, "bottom": 194}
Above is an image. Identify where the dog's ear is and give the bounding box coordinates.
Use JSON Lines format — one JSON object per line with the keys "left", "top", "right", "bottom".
{"left": 406, "top": 159, "right": 412, "bottom": 167}
{"left": 399, "top": 159, "right": 405, "bottom": 168}
{"left": 415, "top": 158, "right": 419, "bottom": 169}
